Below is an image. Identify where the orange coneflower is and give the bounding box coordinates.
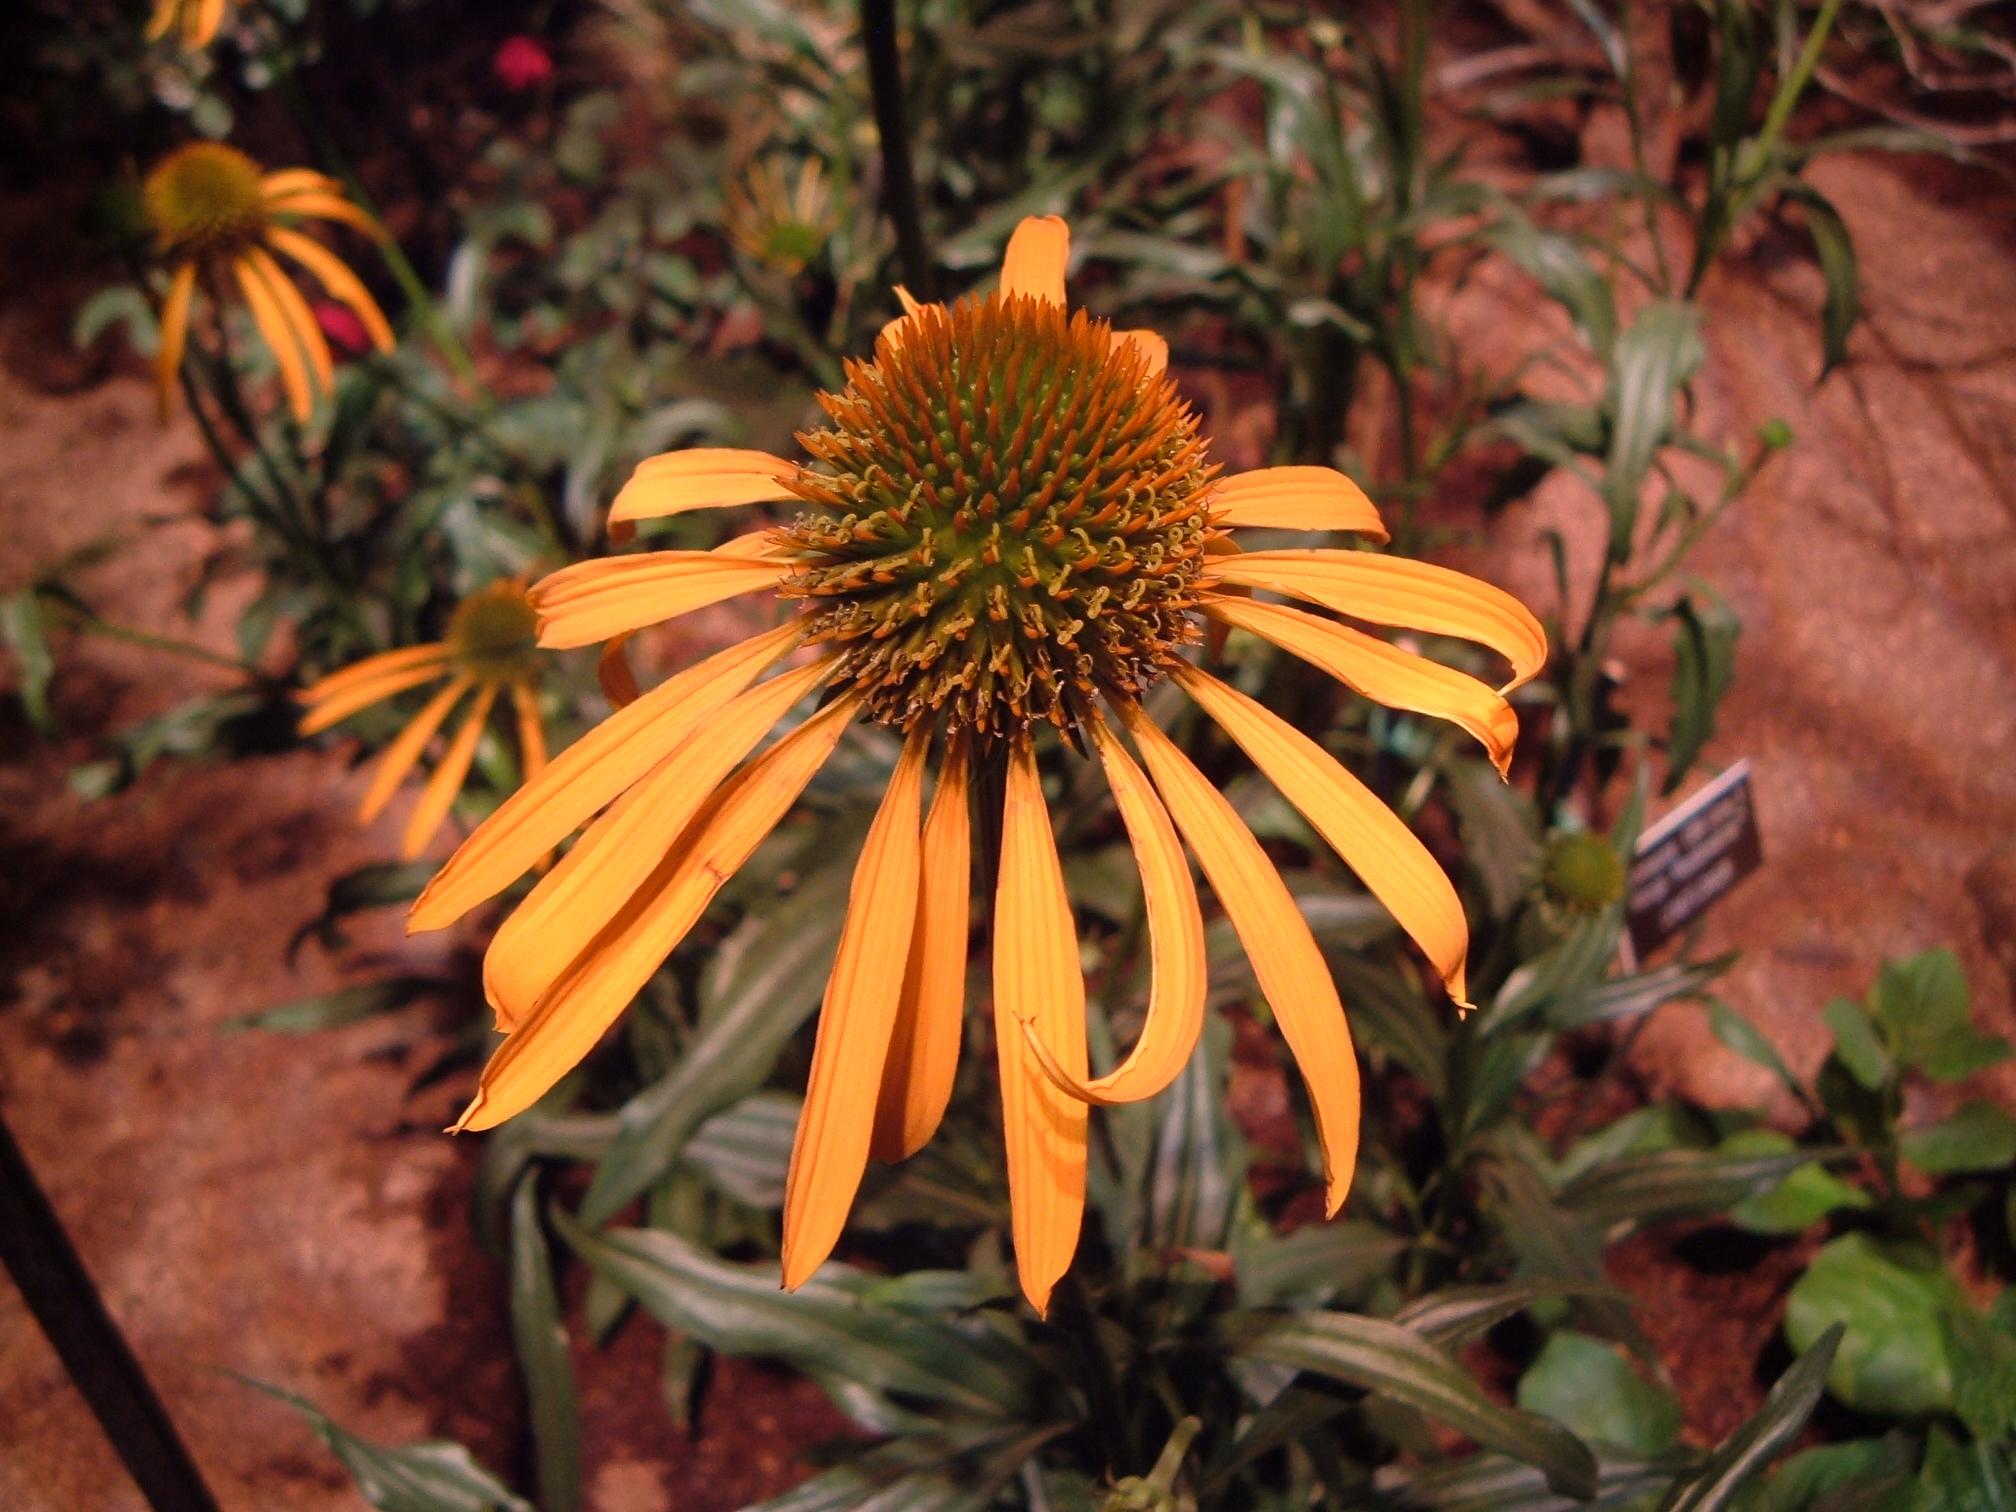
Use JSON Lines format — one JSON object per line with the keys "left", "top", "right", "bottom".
{"left": 300, "top": 583, "right": 549, "bottom": 861}
{"left": 147, "top": 0, "right": 237, "bottom": 49}
{"left": 145, "top": 143, "right": 394, "bottom": 424}
{"left": 408, "top": 217, "right": 1545, "bottom": 1312}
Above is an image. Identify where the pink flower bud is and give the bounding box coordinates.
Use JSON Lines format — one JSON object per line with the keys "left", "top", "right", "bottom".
{"left": 493, "top": 36, "right": 553, "bottom": 92}
{"left": 314, "top": 301, "right": 371, "bottom": 360}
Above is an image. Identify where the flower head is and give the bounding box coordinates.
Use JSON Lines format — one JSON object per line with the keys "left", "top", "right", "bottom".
{"left": 409, "top": 217, "right": 1546, "bottom": 1312}
{"left": 723, "top": 158, "right": 836, "bottom": 276}
{"left": 299, "top": 583, "right": 548, "bottom": 860}
{"left": 493, "top": 36, "right": 554, "bottom": 92}
{"left": 144, "top": 143, "right": 395, "bottom": 423}
{"left": 147, "top": 0, "right": 237, "bottom": 50}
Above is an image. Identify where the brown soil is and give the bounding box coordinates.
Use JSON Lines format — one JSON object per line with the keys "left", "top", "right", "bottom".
{"left": 3, "top": 100, "right": 2015, "bottom": 1512}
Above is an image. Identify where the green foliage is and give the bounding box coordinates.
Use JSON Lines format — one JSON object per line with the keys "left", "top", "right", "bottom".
{"left": 237, "top": 1376, "right": 529, "bottom": 1512}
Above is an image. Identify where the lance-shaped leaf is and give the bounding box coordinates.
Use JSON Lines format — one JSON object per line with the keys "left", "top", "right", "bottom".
{"left": 237, "top": 1375, "right": 531, "bottom": 1512}
{"left": 1224, "top": 1311, "right": 1597, "bottom": 1497}
{"left": 578, "top": 860, "right": 852, "bottom": 1225}
{"left": 1661, "top": 1325, "right": 1843, "bottom": 1512}
{"left": 556, "top": 1214, "right": 1036, "bottom": 1427}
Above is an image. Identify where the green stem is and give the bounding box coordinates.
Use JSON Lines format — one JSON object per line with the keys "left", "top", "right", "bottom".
{"left": 275, "top": 72, "right": 486, "bottom": 392}
{"left": 63, "top": 614, "right": 250, "bottom": 673}
{"left": 860, "top": 0, "right": 937, "bottom": 301}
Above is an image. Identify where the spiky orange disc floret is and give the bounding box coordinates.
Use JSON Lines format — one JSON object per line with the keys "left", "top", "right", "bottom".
{"left": 777, "top": 294, "right": 1222, "bottom": 739}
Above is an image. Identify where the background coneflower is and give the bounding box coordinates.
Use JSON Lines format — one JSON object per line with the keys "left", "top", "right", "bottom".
{"left": 299, "top": 583, "right": 550, "bottom": 861}
{"left": 145, "top": 143, "right": 395, "bottom": 423}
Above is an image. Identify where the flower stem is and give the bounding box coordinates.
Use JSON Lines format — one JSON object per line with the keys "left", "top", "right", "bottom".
{"left": 860, "top": 0, "right": 938, "bottom": 301}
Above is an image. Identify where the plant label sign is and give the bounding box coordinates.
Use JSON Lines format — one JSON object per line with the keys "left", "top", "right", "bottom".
{"left": 1623, "top": 760, "right": 1761, "bottom": 965}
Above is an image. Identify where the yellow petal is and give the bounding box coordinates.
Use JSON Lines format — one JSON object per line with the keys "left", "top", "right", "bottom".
{"left": 529, "top": 552, "right": 789, "bottom": 649}
{"left": 410, "top": 622, "right": 799, "bottom": 931}
{"left": 1110, "top": 327, "right": 1169, "bottom": 378}
{"left": 231, "top": 254, "right": 314, "bottom": 421}
{"left": 1210, "top": 466, "right": 1389, "bottom": 541}
{"left": 1120, "top": 702, "right": 1361, "bottom": 1215}
{"left": 993, "top": 734, "right": 1087, "bottom": 1315}
{"left": 480, "top": 659, "right": 831, "bottom": 1027}
{"left": 1172, "top": 664, "right": 1472, "bottom": 1009}
{"left": 871, "top": 734, "right": 971, "bottom": 1162}
{"left": 155, "top": 262, "right": 197, "bottom": 419}
{"left": 265, "top": 191, "right": 385, "bottom": 241}
{"left": 1206, "top": 549, "right": 1546, "bottom": 691}
{"left": 1204, "top": 594, "right": 1517, "bottom": 776}
{"left": 300, "top": 643, "right": 449, "bottom": 707}
{"left": 1020, "top": 715, "right": 1205, "bottom": 1106}
{"left": 265, "top": 225, "right": 396, "bottom": 351}
{"left": 1000, "top": 215, "right": 1069, "bottom": 306}
{"left": 260, "top": 169, "right": 345, "bottom": 200}
{"left": 358, "top": 673, "right": 472, "bottom": 824}
{"left": 298, "top": 658, "right": 449, "bottom": 736}
{"left": 244, "top": 244, "right": 334, "bottom": 401}
{"left": 454, "top": 696, "right": 859, "bottom": 1132}
{"left": 401, "top": 682, "right": 498, "bottom": 859}
{"left": 781, "top": 730, "right": 927, "bottom": 1288}
{"left": 511, "top": 680, "right": 546, "bottom": 781}
{"left": 609, "top": 449, "right": 801, "bottom": 523}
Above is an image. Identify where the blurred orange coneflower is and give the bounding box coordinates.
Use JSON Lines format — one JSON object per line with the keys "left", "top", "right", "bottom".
{"left": 145, "top": 143, "right": 394, "bottom": 423}
{"left": 299, "top": 583, "right": 549, "bottom": 861}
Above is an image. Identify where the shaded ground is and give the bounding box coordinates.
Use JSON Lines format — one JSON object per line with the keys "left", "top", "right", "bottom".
{"left": 2, "top": 153, "right": 2014, "bottom": 1512}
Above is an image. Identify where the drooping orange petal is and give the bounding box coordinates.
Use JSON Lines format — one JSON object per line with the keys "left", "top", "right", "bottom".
{"left": 1205, "top": 549, "right": 1546, "bottom": 691}
{"left": 298, "top": 657, "right": 451, "bottom": 736}
{"left": 781, "top": 730, "right": 927, "bottom": 1288}
{"left": 1020, "top": 714, "right": 1206, "bottom": 1107}
{"left": 300, "top": 643, "right": 450, "bottom": 706}
{"left": 265, "top": 192, "right": 385, "bottom": 242}
{"left": 192, "top": 0, "right": 225, "bottom": 45}
{"left": 260, "top": 169, "right": 345, "bottom": 201}
{"left": 265, "top": 226, "right": 395, "bottom": 352}
{"left": 231, "top": 254, "right": 314, "bottom": 421}
{"left": 993, "top": 734, "right": 1087, "bottom": 1316}
{"left": 1110, "top": 328, "right": 1169, "bottom": 378}
{"left": 145, "top": 0, "right": 175, "bottom": 42}
{"left": 511, "top": 680, "right": 546, "bottom": 781}
{"left": 1204, "top": 594, "right": 1517, "bottom": 776}
{"left": 400, "top": 682, "right": 498, "bottom": 859}
{"left": 243, "top": 244, "right": 334, "bottom": 401}
{"left": 529, "top": 552, "right": 789, "bottom": 648}
{"left": 1121, "top": 702, "right": 1361, "bottom": 1215}
{"left": 453, "top": 697, "right": 859, "bottom": 1132}
{"left": 608, "top": 449, "right": 802, "bottom": 524}
{"left": 358, "top": 673, "right": 472, "bottom": 824}
{"left": 155, "top": 262, "right": 197, "bottom": 419}
{"left": 871, "top": 734, "right": 971, "bottom": 1162}
{"left": 1209, "top": 467, "right": 1390, "bottom": 541}
{"left": 410, "top": 622, "right": 799, "bottom": 931}
{"left": 480, "top": 659, "right": 831, "bottom": 1027}
{"left": 1000, "top": 215, "right": 1069, "bottom": 306}
{"left": 1172, "top": 664, "right": 1472, "bottom": 1010}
